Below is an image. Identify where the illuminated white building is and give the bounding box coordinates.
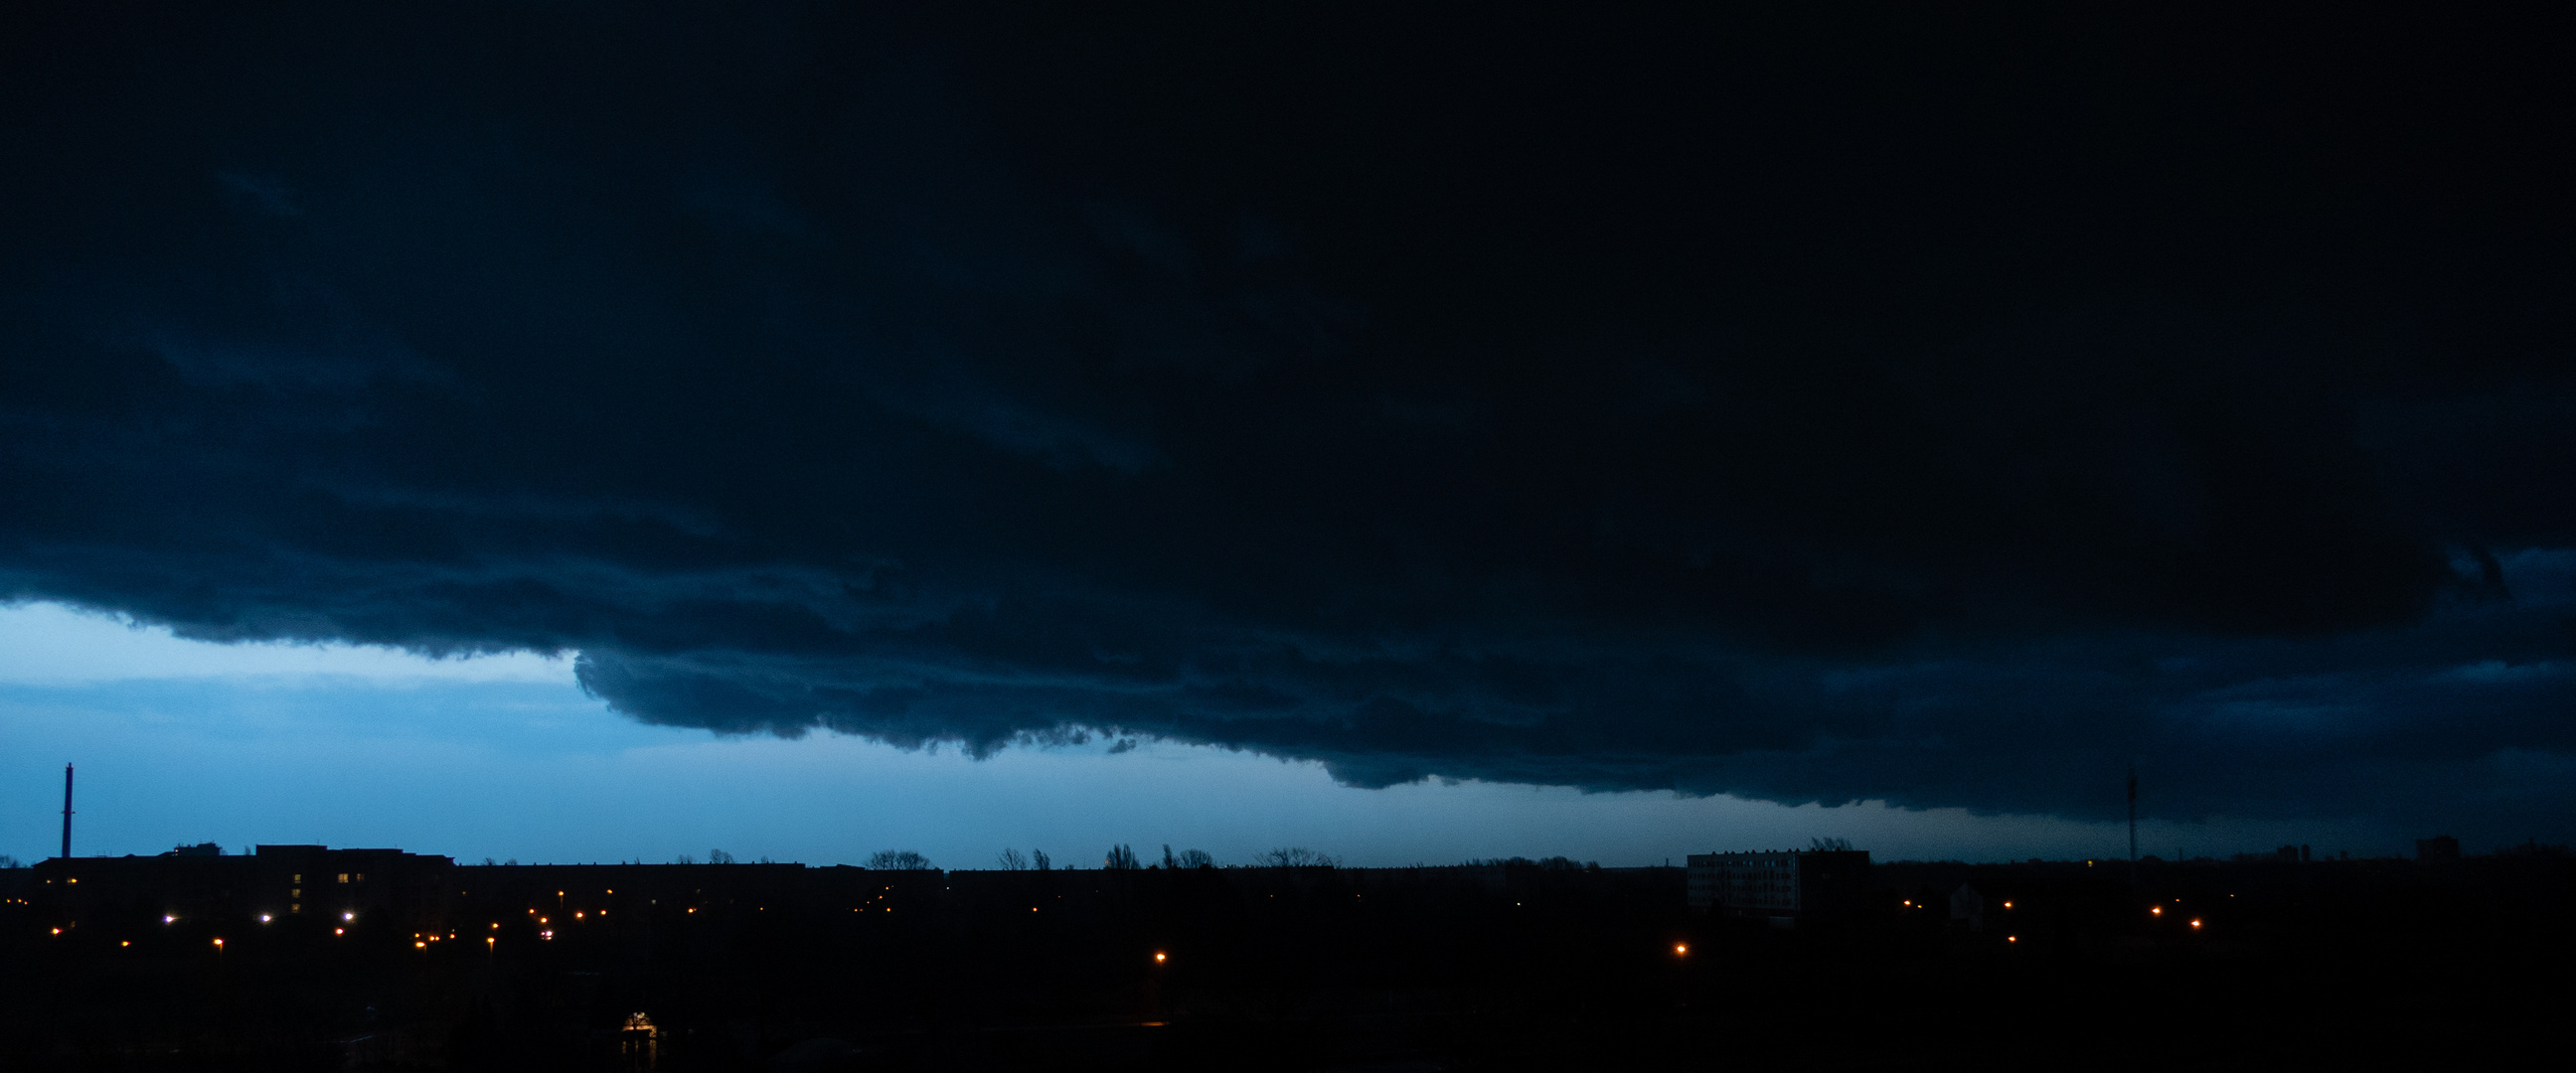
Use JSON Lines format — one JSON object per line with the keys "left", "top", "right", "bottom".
{"left": 1686, "top": 848, "right": 1870, "bottom": 919}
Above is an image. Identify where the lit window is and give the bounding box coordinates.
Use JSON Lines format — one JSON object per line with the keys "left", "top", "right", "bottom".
{"left": 337, "top": 873, "right": 349, "bottom": 884}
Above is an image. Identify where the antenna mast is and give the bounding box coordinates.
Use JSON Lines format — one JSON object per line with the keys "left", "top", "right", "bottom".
{"left": 2125, "top": 766, "right": 2138, "bottom": 889}
{"left": 61, "top": 764, "right": 74, "bottom": 860}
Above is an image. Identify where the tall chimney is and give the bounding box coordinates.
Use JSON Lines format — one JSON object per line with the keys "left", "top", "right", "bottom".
{"left": 2125, "top": 766, "right": 2138, "bottom": 889}
{"left": 61, "top": 764, "right": 73, "bottom": 859}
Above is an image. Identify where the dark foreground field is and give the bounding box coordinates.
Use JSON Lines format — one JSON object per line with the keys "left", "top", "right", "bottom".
{"left": 3, "top": 855, "right": 2566, "bottom": 1070}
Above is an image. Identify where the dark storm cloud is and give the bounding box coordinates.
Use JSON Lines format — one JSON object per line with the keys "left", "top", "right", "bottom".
{"left": 4, "top": 3, "right": 2572, "bottom": 835}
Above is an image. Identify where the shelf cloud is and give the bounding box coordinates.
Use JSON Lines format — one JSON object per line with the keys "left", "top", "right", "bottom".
{"left": 3, "top": 4, "right": 2570, "bottom": 832}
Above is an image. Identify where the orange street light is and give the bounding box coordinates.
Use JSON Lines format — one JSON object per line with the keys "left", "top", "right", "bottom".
{"left": 2006, "top": 936, "right": 2017, "bottom": 943}
{"left": 2150, "top": 906, "right": 2163, "bottom": 916}
{"left": 2189, "top": 919, "right": 2202, "bottom": 929}
{"left": 212, "top": 938, "right": 224, "bottom": 950}
{"left": 1674, "top": 943, "right": 1689, "bottom": 956}
{"left": 1153, "top": 952, "right": 1167, "bottom": 963}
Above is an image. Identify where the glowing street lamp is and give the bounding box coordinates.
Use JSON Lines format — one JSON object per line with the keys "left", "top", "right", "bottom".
{"left": 1674, "top": 943, "right": 1689, "bottom": 956}
{"left": 1153, "top": 952, "right": 1167, "bottom": 964}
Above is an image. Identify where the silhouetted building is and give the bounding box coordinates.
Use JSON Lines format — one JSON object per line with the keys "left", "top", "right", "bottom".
{"left": 2417, "top": 836, "right": 2461, "bottom": 862}
{"left": 1686, "top": 848, "right": 1870, "bottom": 920}
{"left": 33, "top": 843, "right": 456, "bottom": 934}
{"left": 1949, "top": 882, "right": 1984, "bottom": 932}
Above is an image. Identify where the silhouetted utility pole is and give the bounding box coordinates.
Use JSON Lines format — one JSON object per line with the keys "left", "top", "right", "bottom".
{"left": 2125, "top": 766, "right": 2138, "bottom": 889}
{"left": 61, "top": 763, "right": 74, "bottom": 859}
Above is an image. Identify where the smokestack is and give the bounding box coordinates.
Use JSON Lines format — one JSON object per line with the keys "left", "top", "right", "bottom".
{"left": 2125, "top": 766, "right": 2138, "bottom": 889}
{"left": 61, "top": 764, "right": 74, "bottom": 859}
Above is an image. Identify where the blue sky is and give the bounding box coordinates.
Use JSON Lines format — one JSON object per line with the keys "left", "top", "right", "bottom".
{"left": 0, "top": 601, "right": 2400, "bottom": 868}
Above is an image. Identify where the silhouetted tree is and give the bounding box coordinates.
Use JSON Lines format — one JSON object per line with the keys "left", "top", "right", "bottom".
{"left": 1810, "top": 837, "right": 1854, "bottom": 851}
{"left": 708, "top": 848, "right": 736, "bottom": 864}
{"left": 1178, "top": 848, "right": 1214, "bottom": 868}
{"left": 1033, "top": 849, "right": 1051, "bottom": 870}
{"left": 1255, "top": 847, "right": 1337, "bottom": 868}
{"left": 867, "top": 849, "right": 934, "bottom": 870}
{"left": 675, "top": 853, "right": 694, "bottom": 864}
{"left": 998, "top": 848, "right": 1030, "bottom": 870}
{"left": 1105, "top": 843, "right": 1142, "bottom": 869}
